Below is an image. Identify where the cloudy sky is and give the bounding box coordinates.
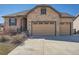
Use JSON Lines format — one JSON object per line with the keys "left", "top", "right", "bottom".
{"left": 0, "top": 4, "right": 79, "bottom": 23}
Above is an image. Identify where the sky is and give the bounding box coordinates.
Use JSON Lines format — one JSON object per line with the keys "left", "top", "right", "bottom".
{"left": 0, "top": 4, "right": 79, "bottom": 23}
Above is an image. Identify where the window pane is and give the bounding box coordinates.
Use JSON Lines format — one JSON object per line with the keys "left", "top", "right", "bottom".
{"left": 44, "top": 21, "right": 49, "bottom": 24}
{"left": 50, "top": 21, "right": 55, "bottom": 24}
{"left": 60, "top": 22, "right": 64, "bottom": 24}
{"left": 41, "top": 8, "right": 46, "bottom": 15}
{"left": 9, "top": 18, "right": 16, "bottom": 26}
{"left": 39, "top": 21, "right": 43, "bottom": 24}
{"left": 66, "top": 22, "right": 70, "bottom": 24}
{"left": 32, "top": 21, "right": 38, "bottom": 24}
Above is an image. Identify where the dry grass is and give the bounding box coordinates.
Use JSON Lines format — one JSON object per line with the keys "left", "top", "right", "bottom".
{"left": 0, "top": 43, "right": 16, "bottom": 55}
{"left": 0, "top": 33, "right": 26, "bottom": 55}
{"left": 10, "top": 34, "right": 26, "bottom": 45}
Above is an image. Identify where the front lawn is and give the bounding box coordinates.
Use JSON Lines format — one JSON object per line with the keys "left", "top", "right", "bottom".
{"left": 0, "top": 43, "right": 16, "bottom": 55}
{"left": 0, "top": 33, "right": 26, "bottom": 55}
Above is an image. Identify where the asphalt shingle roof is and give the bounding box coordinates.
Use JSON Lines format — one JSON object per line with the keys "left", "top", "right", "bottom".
{"left": 3, "top": 10, "right": 28, "bottom": 17}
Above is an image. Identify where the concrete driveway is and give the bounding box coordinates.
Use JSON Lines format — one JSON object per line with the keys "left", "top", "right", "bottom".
{"left": 8, "top": 38, "right": 79, "bottom": 55}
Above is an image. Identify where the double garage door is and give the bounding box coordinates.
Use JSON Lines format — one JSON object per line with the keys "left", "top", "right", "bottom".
{"left": 31, "top": 21, "right": 56, "bottom": 35}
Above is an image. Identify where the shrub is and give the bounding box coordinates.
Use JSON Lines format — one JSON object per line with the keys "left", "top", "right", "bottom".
{"left": 0, "top": 36, "right": 6, "bottom": 42}
{"left": 9, "top": 29, "right": 17, "bottom": 36}
{"left": 0, "top": 35, "right": 13, "bottom": 42}
{"left": 10, "top": 34, "right": 26, "bottom": 45}
{"left": 13, "top": 34, "right": 25, "bottom": 41}
{"left": 76, "top": 30, "right": 79, "bottom": 34}
{"left": 11, "top": 39, "right": 22, "bottom": 45}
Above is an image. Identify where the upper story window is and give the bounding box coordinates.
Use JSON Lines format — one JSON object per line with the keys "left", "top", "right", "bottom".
{"left": 9, "top": 18, "right": 16, "bottom": 26}
{"left": 41, "top": 7, "right": 46, "bottom": 15}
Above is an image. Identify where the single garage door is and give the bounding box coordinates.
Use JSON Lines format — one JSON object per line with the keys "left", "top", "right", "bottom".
{"left": 60, "top": 22, "right": 71, "bottom": 35}
{"left": 31, "top": 21, "right": 56, "bottom": 35}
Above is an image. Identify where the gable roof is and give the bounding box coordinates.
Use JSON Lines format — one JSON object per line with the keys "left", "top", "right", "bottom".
{"left": 3, "top": 10, "right": 29, "bottom": 17}
{"left": 59, "top": 12, "right": 74, "bottom": 17}
{"left": 2, "top": 4, "right": 74, "bottom": 18}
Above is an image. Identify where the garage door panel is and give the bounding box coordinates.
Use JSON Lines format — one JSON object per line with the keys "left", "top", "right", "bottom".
{"left": 32, "top": 21, "right": 55, "bottom": 35}
{"left": 60, "top": 22, "right": 70, "bottom": 35}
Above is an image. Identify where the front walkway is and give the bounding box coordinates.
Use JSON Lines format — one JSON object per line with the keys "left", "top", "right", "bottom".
{"left": 8, "top": 38, "right": 79, "bottom": 55}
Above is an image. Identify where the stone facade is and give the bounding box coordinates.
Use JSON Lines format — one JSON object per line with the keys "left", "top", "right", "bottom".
{"left": 27, "top": 7, "right": 60, "bottom": 35}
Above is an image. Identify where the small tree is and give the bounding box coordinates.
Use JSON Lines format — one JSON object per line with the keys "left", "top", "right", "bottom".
{"left": 74, "top": 29, "right": 76, "bottom": 34}
{"left": 77, "top": 30, "right": 79, "bottom": 34}
{"left": 9, "top": 29, "right": 17, "bottom": 36}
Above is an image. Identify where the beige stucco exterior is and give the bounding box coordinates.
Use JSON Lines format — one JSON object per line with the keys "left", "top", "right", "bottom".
{"left": 3, "top": 5, "right": 74, "bottom": 36}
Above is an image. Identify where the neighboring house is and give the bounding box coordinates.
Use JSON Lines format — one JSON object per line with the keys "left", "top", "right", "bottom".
{"left": 73, "top": 15, "right": 79, "bottom": 33}
{"left": 2, "top": 5, "right": 75, "bottom": 36}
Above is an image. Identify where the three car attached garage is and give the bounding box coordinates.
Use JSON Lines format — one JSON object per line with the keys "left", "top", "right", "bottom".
{"left": 31, "top": 21, "right": 71, "bottom": 36}
{"left": 31, "top": 21, "right": 56, "bottom": 36}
